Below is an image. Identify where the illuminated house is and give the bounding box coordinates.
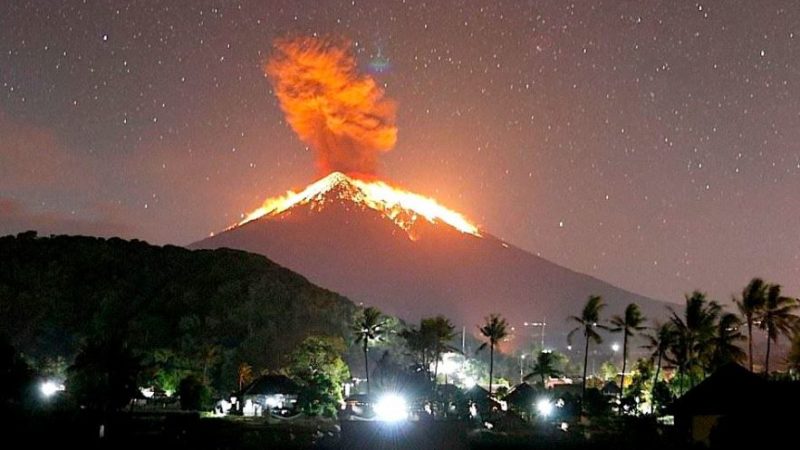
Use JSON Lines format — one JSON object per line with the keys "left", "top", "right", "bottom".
{"left": 239, "top": 375, "right": 300, "bottom": 417}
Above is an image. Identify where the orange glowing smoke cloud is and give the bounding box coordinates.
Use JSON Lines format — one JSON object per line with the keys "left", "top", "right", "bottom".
{"left": 266, "top": 37, "right": 397, "bottom": 175}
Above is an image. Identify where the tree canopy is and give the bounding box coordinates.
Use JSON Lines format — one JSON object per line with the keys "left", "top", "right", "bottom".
{"left": 0, "top": 233, "right": 357, "bottom": 394}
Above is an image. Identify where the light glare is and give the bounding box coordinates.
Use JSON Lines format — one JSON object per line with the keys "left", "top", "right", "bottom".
{"left": 40, "top": 380, "right": 64, "bottom": 398}
{"left": 374, "top": 393, "right": 408, "bottom": 422}
{"left": 536, "top": 398, "right": 553, "bottom": 417}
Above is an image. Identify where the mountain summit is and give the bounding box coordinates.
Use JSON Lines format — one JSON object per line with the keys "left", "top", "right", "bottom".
{"left": 193, "top": 173, "right": 668, "bottom": 345}
{"left": 233, "top": 171, "right": 480, "bottom": 241}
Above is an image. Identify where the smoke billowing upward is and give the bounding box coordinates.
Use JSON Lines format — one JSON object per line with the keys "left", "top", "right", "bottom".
{"left": 266, "top": 37, "right": 397, "bottom": 175}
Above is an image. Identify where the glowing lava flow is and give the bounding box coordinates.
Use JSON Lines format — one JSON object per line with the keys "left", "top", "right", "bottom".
{"left": 236, "top": 172, "right": 481, "bottom": 239}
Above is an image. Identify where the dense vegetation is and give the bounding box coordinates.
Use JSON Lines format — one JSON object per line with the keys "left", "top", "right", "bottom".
{"left": 0, "top": 232, "right": 357, "bottom": 394}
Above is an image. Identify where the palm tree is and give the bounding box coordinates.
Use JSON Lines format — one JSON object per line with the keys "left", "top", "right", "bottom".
{"left": 610, "top": 303, "right": 646, "bottom": 393}
{"left": 669, "top": 291, "right": 721, "bottom": 393}
{"left": 709, "top": 313, "right": 746, "bottom": 371}
{"left": 425, "top": 316, "right": 458, "bottom": 381}
{"left": 400, "top": 325, "right": 429, "bottom": 371}
{"left": 400, "top": 316, "right": 457, "bottom": 381}
{"left": 643, "top": 321, "right": 675, "bottom": 412}
{"left": 352, "top": 306, "right": 386, "bottom": 395}
{"left": 760, "top": 284, "right": 799, "bottom": 374}
{"left": 643, "top": 322, "right": 674, "bottom": 387}
{"left": 735, "top": 278, "right": 767, "bottom": 371}
{"left": 568, "top": 295, "right": 607, "bottom": 410}
{"left": 524, "top": 350, "right": 563, "bottom": 387}
{"left": 477, "top": 314, "right": 509, "bottom": 395}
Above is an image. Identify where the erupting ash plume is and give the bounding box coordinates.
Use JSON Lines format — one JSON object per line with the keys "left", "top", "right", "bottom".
{"left": 232, "top": 36, "right": 479, "bottom": 241}
{"left": 266, "top": 37, "right": 397, "bottom": 175}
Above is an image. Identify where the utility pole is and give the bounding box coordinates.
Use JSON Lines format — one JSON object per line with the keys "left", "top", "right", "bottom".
{"left": 541, "top": 318, "right": 546, "bottom": 349}
{"left": 461, "top": 326, "right": 466, "bottom": 354}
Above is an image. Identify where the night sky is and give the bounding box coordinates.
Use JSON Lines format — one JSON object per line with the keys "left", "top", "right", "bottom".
{"left": 2, "top": 1, "right": 798, "bottom": 304}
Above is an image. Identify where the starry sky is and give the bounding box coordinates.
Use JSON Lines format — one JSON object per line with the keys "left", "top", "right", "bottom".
{"left": 2, "top": 0, "right": 798, "bottom": 304}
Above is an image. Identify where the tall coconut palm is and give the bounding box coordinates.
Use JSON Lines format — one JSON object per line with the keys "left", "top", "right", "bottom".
{"left": 425, "top": 316, "right": 458, "bottom": 381}
{"left": 669, "top": 291, "right": 721, "bottom": 393}
{"left": 352, "top": 306, "right": 386, "bottom": 395}
{"left": 760, "top": 284, "right": 799, "bottom": 374}
{"left": 643, "top": 321, "right": 675, "bottom": 412}
{"left": 610, "top": 303, "right": 646, "bottom": 394}
{"left": 643, "top": 321, "right": 674, "bottom": 387}
{"left": 568, "top": 295, "right": 607, "bottom": 410}
{"left": 477, "top": 314, "right": 509, "bottom": 395}
{"left": 735, "top": 278, "right": 767, "bottom": 371}
{"left": 709, "top": 313, "right": 746, "bottom": 371}
{"left": 524, "top": 350, "right": 563, "bottom": 387}
{"left": 401, "top": 316, "right": 457, "bottom": 381}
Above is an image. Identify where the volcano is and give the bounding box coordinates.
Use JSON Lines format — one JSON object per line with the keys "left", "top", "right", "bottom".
{"left": 191, "top": 172, "right": 668, "bottom": 346}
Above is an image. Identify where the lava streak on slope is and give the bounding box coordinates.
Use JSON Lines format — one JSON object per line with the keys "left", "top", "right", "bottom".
{"left": 236, "top": 172, "right": 481, "bottom": 240}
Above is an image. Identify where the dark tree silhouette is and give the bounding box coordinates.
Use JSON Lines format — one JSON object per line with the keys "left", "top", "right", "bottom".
{"left": 735, "top": 278, "right": 766, "bottom": 371}
{"left": 709, "top": 313, "right": 746, "bottom": 371}
{"left": 643, "top": 321, "right": 675, "bottom": 394}
{"left": 760, "top": 284, "right": 799, "bottom": 374}
{"left": 425, "top": 316, "right": 458, "bottom": 381}
{"left": 524, "top": 350, "right": 563, "bottom": 387}
{"left": 401, "top": 316, "right": 458, "bottom": 381}
{"left": 352, "top": 306, "right": 386, "bottom": 395}
{"left": 178, "top": 374, "right": 210, "bottom": 410}
{"left": 0, "top": 338, "right": 34, "bottom": 410}
{"left": 477, "top": 314, "right": 509, "bottom": 395}
{"left": 400, "top": 325, "right": 430, "bottom": 373}
{"left": 610, "top": 303, "right": 646, "bottom": 396}
{"left": 568, "top": 295, "right": 607, "bottom": 411}
{"left": 669, "top": 291, "right": 720, "bottom": 393}
{"left": 67, "top": 339, "right": 142, "bottom": 412}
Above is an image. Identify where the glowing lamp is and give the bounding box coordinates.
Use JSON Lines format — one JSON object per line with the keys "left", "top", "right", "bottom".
{"left": 374, "top": 393, "right": 408, "bottom": 422}
{"left": 536, "top": 398, "right": 553, "bottom": 417}
{"left": 40, "top": 380, "right": 64, "bottom": 398}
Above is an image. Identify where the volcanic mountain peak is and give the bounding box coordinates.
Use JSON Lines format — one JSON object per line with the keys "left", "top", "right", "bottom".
{"left": 236, "top": 171, "right": 481, "bottom": 240}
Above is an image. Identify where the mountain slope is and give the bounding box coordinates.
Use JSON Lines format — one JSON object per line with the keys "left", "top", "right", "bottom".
{"left": 0, "top": 232, "right": 357, "bottom": 389}
{"left": 192, "top": 174, "right": 669, "bottom": 347}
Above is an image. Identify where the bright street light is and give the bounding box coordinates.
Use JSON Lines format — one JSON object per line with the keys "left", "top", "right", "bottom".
{"left": 536, "top": 398, "right": 553, "bottom": 417}
{"left": 374, "top": 393, "right": 408, "bottom": 422}
{"left": 611, "top": 343, "right": 620, "bottom": 352}
{"left": 40, "top": 380, "right": 64, "bottom": 398}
